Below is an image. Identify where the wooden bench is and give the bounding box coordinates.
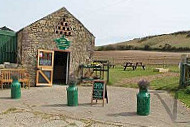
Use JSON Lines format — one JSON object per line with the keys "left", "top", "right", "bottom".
{"left": 0, "top": 69, "right": 30, "bottom": 89}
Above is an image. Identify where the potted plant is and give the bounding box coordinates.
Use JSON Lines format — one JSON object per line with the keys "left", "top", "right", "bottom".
{"left": 185, "top": 86, "right": 190, "bottom": 94}
{"left": 137, "top": 79, "right": 150, "bottom": 116}
{"left": 138, "top": 79, "right": 149, "bottom": 92}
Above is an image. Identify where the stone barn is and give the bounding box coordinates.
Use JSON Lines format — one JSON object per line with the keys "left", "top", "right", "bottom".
{"left": 17, "top": 7, "right": 95, "bottom": 86}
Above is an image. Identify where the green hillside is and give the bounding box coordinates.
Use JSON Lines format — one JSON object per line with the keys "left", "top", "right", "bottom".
{"left": 97, "top": 31, "right": 190, "bottom": 51}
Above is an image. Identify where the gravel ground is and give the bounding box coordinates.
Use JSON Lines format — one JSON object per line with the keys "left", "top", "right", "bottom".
{"left": 0, "top": 85, "right": 190, "bottom": 127}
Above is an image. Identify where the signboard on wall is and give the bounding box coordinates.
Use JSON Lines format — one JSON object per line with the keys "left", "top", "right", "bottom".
{"left": 54, "top": 36, "right": 70, "bottom": 50}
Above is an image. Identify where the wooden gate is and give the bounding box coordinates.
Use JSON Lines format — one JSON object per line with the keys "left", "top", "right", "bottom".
{"left": 36, "top": 49, "right": 54, "bottom": 86}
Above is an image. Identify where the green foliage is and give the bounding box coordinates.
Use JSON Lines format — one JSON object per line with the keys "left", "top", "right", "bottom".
{"left": 96, "top": 46, "right": 105, "bottom": 51}
{"left": 138, "top": 79, "right": 150, "bottom": 90}
{"left": 177, "top": 89, "right": 190, "bottom": 108}
{"left": 144, "top": 45, "right": 150, "bottom": 50}
{"left": 162, "top": 44, "right": 172, "bottom": 51}
{"left": 116, "top": 45, "right": 126, "bottom": 50}
{"left": 69, "top": 73, "right": 77, "bottom": 85}
{"left": 96, "top": 44, "right": 190, "bottom": 51}
{"left": 11, "top": 72, "right": 20, "bottom": 80}
{"left": 96, "top": 45, "right": 135, "bottom": 51}
{"left": 186, "top": 33, "right": 190, "bottom": 38}
{"left": 150, "top": 76, "right": 179, "bottom": 91}
{"left": 185, "top": 86, "right": 190, "bottom": 94}
{"left": 171, "top": 31, "right": 190, "bottom": 35}
{"left": 104, "top": 45, "right": 115, "bottom": 50}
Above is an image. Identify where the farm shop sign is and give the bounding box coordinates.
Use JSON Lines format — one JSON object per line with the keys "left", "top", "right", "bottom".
{"left": 54, "top": 35, "right": 70, "bottom": 50}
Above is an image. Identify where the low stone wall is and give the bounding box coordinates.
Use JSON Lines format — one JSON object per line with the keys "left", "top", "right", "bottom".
{"left": 0, "top": 62, "right": 20, "bottom": 69}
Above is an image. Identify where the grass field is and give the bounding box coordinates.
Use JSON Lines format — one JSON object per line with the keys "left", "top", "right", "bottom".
{"left": 94, "top": 50, "right": 190, "bottom": 107}
{"left": 107, "top": 65, "right": 190, "bottom": 108}
{"left": 108, "top": 66, "right": 160, "bottom": 86}
{"left": 94, "top": 50, "right": 190, "bottom": 65}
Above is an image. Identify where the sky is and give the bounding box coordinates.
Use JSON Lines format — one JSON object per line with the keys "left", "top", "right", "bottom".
{"left": 1, "top": 0, "right": 190, "bottom": 46}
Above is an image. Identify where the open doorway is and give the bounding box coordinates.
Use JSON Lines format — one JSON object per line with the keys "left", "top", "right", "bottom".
{"left": 53, "top": 51, "right": 70, "bottom": 85}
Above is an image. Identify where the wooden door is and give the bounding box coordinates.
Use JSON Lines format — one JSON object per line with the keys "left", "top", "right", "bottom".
{"left": 36, "top": 49, "right": 54, "bottom": 86}
{"left": 65, "top": 52, "right": 70, "bottom": 84}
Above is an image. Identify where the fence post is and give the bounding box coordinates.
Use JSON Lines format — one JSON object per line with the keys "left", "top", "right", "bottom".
{"left": 179, "top": 54, "right": 188, "bottom": 88}
{"left": 163, "top": 56, "right": 166, "bottom": 68}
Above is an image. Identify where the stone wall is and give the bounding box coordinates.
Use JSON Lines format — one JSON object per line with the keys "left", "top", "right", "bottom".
{"left": 17, "top": 7, "right": 95, "bottom": 86}
{"left": 0, "top": 62, "right": 19, "bottom": 69}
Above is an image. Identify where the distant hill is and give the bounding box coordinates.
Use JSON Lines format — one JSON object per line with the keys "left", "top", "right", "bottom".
{"left": 96, "top": 31, "right": 190, "bottom": 51}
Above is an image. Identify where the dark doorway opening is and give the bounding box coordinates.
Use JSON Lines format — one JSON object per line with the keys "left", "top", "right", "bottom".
{"left": 53, "top": 51, "right": 69, "bottom": 85}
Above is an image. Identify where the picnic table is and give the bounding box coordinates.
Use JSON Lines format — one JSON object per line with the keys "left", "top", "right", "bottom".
{"left": 135, "top": 62, "right": 146, "bottom": 70}
{"left": 109, "top": 64, "right": 115, "bottom": 68}
{"left": 123, "top": 62, "right": 145, "bottom": 71}
{"left": 123, "top": 62, "right": 136, "bottom": 71}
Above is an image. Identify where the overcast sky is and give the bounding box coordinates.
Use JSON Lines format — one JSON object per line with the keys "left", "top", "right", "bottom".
{"left": 1, "top": 0, "right": 190, "bottom": 46}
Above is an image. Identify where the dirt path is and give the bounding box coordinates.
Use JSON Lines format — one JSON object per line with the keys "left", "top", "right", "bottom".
{"left": 117, "top": 72, "right": 179, "bottom": 86}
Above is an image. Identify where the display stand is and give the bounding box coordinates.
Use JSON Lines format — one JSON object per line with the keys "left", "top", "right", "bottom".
{"left": 80, "top": 60, "right": 110, "bottom": 84}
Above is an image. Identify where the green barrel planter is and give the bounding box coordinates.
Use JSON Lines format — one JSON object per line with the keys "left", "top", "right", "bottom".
{"left": 67, "top": 83, "right": 78, "bottom": 106}
{"left": 137, "top": 89, "right": 150, "bottom": 116}
{"left": 11, "top": 78, "right": 21, "bottom": 99}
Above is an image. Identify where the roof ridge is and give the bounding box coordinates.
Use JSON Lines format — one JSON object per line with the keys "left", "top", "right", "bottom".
{"left": 16, "top": 7, "right": 95, "bottom": 37}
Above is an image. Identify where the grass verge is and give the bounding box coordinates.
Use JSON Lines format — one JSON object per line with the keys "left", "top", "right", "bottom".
{"left": 108, "top": 65, "right": 190, "bottom": 108}
{"left": 108, "top": 66, "right": 160, "bottom": 85}
{"left": 177, "top": 89, "right": 190, "bottom": 108}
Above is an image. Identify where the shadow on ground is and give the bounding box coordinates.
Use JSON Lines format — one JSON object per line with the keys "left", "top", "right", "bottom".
{"left": 0, "top": 97, "right": 11, "bottom": 99}
{"left": 42, "top": 103, "right": 92, "bottom": 107}
{"left": 107, "top": 112, "right": 137, "bottom": 117}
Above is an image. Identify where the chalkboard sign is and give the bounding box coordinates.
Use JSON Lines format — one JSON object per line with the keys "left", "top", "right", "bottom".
{"left": 91, "top": 80, "right": 106, "bottom": 106}
{"left": 93, "top": 81, "right": 104, "bottom": 99}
